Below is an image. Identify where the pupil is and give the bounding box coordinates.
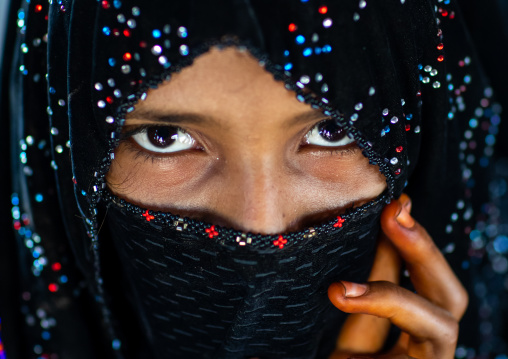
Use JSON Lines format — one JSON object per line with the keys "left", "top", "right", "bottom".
{"left": 147, "top": 127, "right": 177, "bottom": 148}
{"left": 318, "top": 121, "right": 346, "bottom": 142}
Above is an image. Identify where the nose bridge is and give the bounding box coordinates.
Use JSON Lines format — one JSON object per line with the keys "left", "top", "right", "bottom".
{"left": 227, "top": 150, "right": 286, "bottom": 234}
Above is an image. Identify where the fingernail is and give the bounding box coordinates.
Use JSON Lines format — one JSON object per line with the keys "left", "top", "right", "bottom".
{"left": 403, "top": 196, "right": 412, "bottom": 213}
{"left": 396, "top": 203, "right": 415, "bottom": 228}
{"left": 340, "top": 281, "right": 368, "bottom": 297}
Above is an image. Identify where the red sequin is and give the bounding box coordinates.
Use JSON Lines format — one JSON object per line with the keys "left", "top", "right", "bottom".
{"left": 449, "top": 11, "right": 455, "bottom": 19}
{"left": 318, "top": 6, "right": 328, "bottom": 14}
{"left": 437, "top": 43, "right": 444, "bottom": 50}
{"left": 405, "top": 124, "right": 411, "bottom": 131}
{"left": 416, "top": 91, "right": 422, "bottom": 97}
{"left": 13, "top": 221, "right": 21, "bottom": 230}
{"left": 139, "top": 41, "right": 147, "bottom": 48}
{"left": 437, "top": 55, "right": 444, "bottom": 62}
{"left": 106, "top": 96, "right": 114, "bottom": 104}
{"left": 288, "top": 23, "right": 297, "bottom": 32}
{"left": 123, "top": 29, "right": 131, "bottom": 37}
{"left": 333, "top": 216, "right": 345, "bottom": 228}
{"left": 101, "top": 0, "right": 110, "bottom": 9}
{"left": 395, "top": 168, "right": 402, "bottom": 175}
{"left": 273, "top": 235, "right": 288, "bottom": 249}
{"left": 35, "top": 4, "right": 43, "bottom": 12}
{"left": 52, "top": 262, "right": 62, "bottom": 271}
{"left": 113, "top": 28, "right": 120, "bottom": 36}
{"left": 205, "top": 225, "right": 219, "bottom": 238}
{"left": 123, "top": 52, "right": 132, "bottom": 61}
{"left": 441, "top": 10, "right": 448, "bottom": 17}
{"left": 48, "top": 283, "right": 59, "bottom": 292}
{"left": 142, "top": 210, "right": 154, "bottom": 222}
{"left": 396, "top": 146, "right": 403, "bottom": 153}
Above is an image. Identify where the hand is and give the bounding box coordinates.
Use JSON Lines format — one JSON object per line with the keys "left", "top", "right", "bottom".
{"left": 327, "top": 194, "right": 468, "bottom": 359}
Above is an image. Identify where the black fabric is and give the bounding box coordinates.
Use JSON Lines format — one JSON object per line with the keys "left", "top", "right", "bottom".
{"left": 2, "top": 0, "right": 507, "bottom": 358}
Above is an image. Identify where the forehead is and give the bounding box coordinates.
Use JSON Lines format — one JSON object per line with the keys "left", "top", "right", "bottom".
{"left": 131, "top": 47, "right": 316, "bottom": 120}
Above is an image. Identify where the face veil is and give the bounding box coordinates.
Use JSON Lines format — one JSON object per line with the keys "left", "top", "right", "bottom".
{"left": 3, "top": 0, "right": 502, "bottom": 358}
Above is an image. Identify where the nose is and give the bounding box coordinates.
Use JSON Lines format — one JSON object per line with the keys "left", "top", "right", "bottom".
{"left": 216, "top": 152, "right": 290, "bottom": 235}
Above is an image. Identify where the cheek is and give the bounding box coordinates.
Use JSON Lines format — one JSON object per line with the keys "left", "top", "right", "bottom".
{"left": 294, "top": 148, "right": 387, "bottom": 205}
{"left": 105, "top": 142, "right": 211, "bottom": 205}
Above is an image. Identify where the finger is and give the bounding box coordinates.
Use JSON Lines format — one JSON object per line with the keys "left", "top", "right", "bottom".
{"left": 380, "top": 194, "right": 468, "bottom": 320}
{"left": 336, "top": 235, "right": 400, "bottom": 353}
{"left": 328, "top": 280, "right": 459, "bottom": 359}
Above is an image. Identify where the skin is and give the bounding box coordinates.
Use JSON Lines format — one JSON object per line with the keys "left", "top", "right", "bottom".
{"left": 106, "top": 47, "right": 386, "bottom": 234}
{"left": 105, "top": 48, "right": 468, "bottom": 358}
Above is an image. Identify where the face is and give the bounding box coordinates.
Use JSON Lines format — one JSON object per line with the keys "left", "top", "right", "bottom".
{"left": 106, "top": 47, "right": 386, "bottom": 235}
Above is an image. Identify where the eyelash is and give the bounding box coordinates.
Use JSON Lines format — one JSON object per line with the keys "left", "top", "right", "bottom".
{"left": 119, "top": 121, "right": 357, "bottom": 161}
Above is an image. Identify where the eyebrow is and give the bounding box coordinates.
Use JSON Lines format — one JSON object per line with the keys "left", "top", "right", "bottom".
{"left": 125, "top": 108, "right": 329, "bottom": 127}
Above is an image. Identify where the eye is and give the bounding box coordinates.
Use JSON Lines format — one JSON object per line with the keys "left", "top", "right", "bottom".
{"left": 305, "top": 120, "right": 355, "bottom": 147}
{"left": 131, "top": 126, "right": 197, "bottom": 153}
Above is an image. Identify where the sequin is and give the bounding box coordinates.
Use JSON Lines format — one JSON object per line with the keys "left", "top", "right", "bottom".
{"left": 288, "top": 23, "right": 297, "bottom": 32}
{"left": 369, "top": 87, "right": 376, "bottom": 96}
{"left": 119, "top": 64, "right": 130, "bottom": 74}
{"left": 97, "top": 100, "right": 106, "bottom": 108}
{"left": 179, "top": 45, "right": 189, "bottom": 56}
{"left": 321, "top": 84, "right": 329, "bottom": 93}
{"left": 359, "top": 0, "right": 367, "bottom": 9}
{"left": 152, "top": 29, "right": 162, "bottom": 38}
{"left": 117, "top": 14, "right": 126, "bottom": 23}
{"left": 322, "top": 18, "right": 333, "bottom": 28}
{"left": 355, "top": 103, "right": 363, "bottom": 111}
{"left": 390, "top": 157, "right": 398, "bottom": 165}
{"left": 151, "top": 45, "right": 162, "bottom": 55}
{"left": 382, "top": 108, "right": 389, "bottom": 116}
{"left": 131, "top": 6, "right": 140, "bottom": 16}
{"left": 296, "top": 35, "right": 305, "bottom": 44}
{"left": 177, "top": 26, "right": 188, "bottom": 38}
{"left": 433, "top": 81, "right": 441, "bottom": 89}
{"left": 390, "top": 116, "right": 398, "bottom": 124}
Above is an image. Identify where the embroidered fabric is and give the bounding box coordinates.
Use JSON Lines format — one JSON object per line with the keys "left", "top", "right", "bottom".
{"left": 2, "top": 0, "right": 507, "bottom": 358}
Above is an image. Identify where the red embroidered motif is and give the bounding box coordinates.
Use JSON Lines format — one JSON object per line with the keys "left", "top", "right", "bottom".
{"left": 273, "top": 235, "right": 287, "bottom": 249}
{"left": 205, "top": 225, "right": 219, "bottom": 238}
{"left": 142, "top": 210, "right": 154, "bottom": 222}
{"left": 333, "top": 216, "right": 345, "bottom": 228}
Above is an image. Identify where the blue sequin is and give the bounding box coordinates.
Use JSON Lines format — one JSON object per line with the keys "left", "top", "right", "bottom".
{"left": 102, "top": 26, "right": 111, "bottom": 36}
{"left": 152, "top": 29, "right": 162, "bottom": 38}
{"left": 108, "top": 58, "right": 116, "bottom": 67}
{"left": 303, "top": 48, "right": 312, "bottom": 57}
{"left": 112, "top": 339, "right": 122, "bottom": 350}
{"left": 464, "top": 75, "right": 472, "bottom": 84}
{"left": 486, "top": 134, "right": 496, "bottom": 146}
{"left": 469, "top": 119, "right": 478, "bottom": 128}
{"left": 284, "top": 50, "right": 289, "bottom": 57}
{"left": 296, "top": 35, "right": 305, "bottom": 44}
{"left": 284, "top": 63, "right": 293, "bottom": 71}
{"left": 60, "top": 275, "right": 68, "bottom": 284}
{"left": 35, "top": 194, "right": 43, "bottom": 202}
{"left": 41, "top": 331, "right": 51, "bottom": 341}
{"left": 322, "top": 45, "right": 332, "bottom": 53}
{"left": 11, "top": 194, "right": 19, "bottom": 206}
{"left": 113, "top": 0, "right": 122, "bottom": 8}
{"left": 315, "top": 47, "right": 322, "bottom": 55}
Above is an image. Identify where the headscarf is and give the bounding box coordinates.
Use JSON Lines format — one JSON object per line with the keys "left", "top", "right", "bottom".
{"left": 2, "top": 0, "right": 504, "bottom": 358}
